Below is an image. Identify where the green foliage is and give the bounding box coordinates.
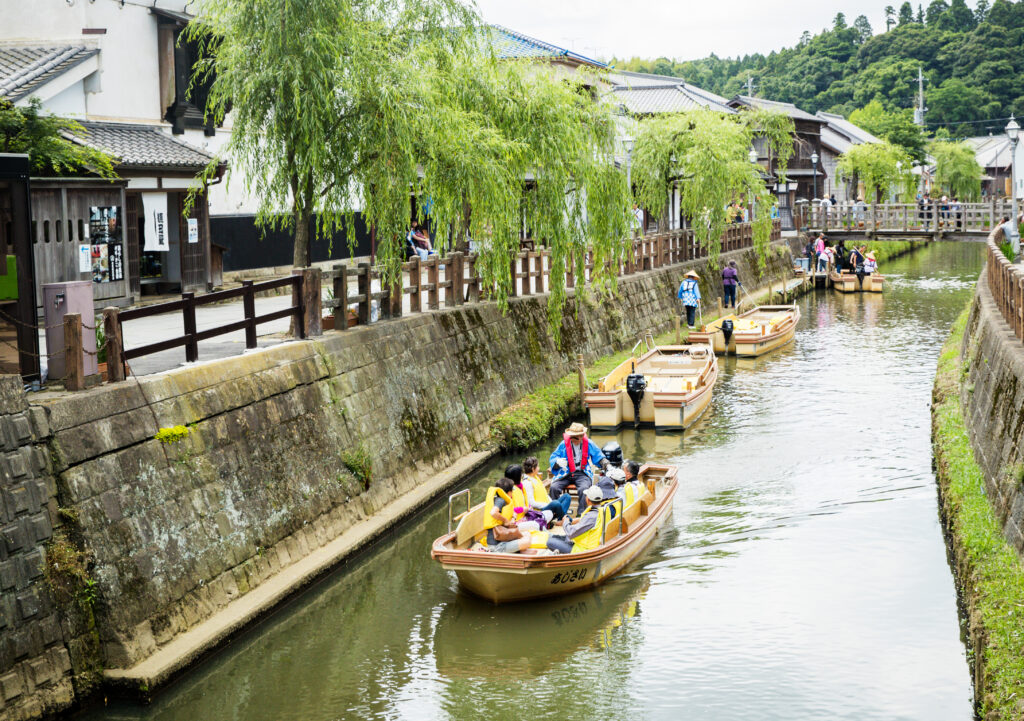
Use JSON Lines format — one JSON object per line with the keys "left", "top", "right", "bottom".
{"left": 611, "top": 1, "right": 1024, "bottom": 132}
{"left": 340, "top": 443, "right": 373, "bottom": 491}
{"left": 928, "top": 139, "right": 984, "bottom": 199}
{"left": 631, "top": 109, "right": 784, "bottom": 267}
{"left": 848, "top": 100, "right": 927, "bottom": 160}
{"left": 43, "top": 532, "right": 96, "bottom": 611}
{"left": 837, "top": 141, "right": 916, "bottom": 201}
{"left": 933, "top": 306, "right": 1024, "bottom": 720}
{"left": 95, "top": 323, "right": 107, "bottom": 365}
{"left": 0, "top": 98, "right": 117, "bottom": 178}
{"left": 154, "top": 425, "right": 190, "bottom": 444}
{"left": 187, "top": 1, "right": 632, "bottom": 337}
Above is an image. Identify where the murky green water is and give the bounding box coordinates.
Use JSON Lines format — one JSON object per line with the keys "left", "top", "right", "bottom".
{"left": 85, "top": 242, "right": 984, "bottom": 721}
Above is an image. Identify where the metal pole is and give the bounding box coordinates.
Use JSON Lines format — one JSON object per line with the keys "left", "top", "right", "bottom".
{"left": 1011, "top": 136, "right": 1020, "bottom": 259}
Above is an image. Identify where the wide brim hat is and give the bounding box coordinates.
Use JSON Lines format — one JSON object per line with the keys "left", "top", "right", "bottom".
{"left": 685, "top": 270, "right": 699, "bottom": 279}
{"left": 565, "top": 422, "right": 587, "bottom": 437}
{"left": 866, "top": 252, "right": 876, "bottom": 260}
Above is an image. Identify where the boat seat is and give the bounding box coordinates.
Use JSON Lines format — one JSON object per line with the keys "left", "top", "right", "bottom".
{"left": 602, "top": 513, "right": 622, "bottom": 543}
{"left": 622, "top": 500, "right": 641, "bottom": 530}
{"left": 455, "top": 506, "right": 486, "bottom": 548}
{"left": 638, "top": 490, "right": 654, "bottom": 515}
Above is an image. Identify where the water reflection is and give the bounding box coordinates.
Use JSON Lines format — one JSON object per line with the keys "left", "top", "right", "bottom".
{"left": 86, "top": 242, "right": 984, "bottom": 721}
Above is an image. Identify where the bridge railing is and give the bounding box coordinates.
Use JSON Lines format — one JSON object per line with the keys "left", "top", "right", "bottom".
{"left": 801, "top": 201, "right": 1013, "bottom": 234}
{"left": 987, "top": 237, "right": 1024, "bottom": 341}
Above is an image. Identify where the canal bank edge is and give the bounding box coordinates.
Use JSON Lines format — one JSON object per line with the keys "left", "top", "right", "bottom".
{"left": 932, "top": 297, "right": 1024, "bottom": 719}
{"left": 0, "top": 242, "right": 795, "bottom": 719}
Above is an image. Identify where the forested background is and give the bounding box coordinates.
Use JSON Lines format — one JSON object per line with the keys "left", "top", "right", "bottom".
{"left": 611, "top": 0, "right": 1024, "bottom": 139}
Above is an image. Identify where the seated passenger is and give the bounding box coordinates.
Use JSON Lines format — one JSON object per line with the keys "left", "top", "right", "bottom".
{"left": 623, "top": 460, "right": 645, "bottom": 503}
{"left": 481, "top": 477, "right": 533, "bottom": 554}
{"left": 547, "top": 485, "right": 611, "bottom": 554}
{"left": 549, "top": 422, "right": 608, "bottom": 499}
{"left": 503, "top": 464, "right": 542, "bottom": 533}
{"left": 521, "top": 456, "right": 571, "bottom": 521}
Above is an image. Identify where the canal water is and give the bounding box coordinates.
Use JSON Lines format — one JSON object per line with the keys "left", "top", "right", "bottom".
{"left": 86, "top": 242, "right": 984, "bottom": 721}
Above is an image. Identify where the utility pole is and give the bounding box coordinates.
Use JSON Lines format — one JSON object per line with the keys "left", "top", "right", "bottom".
{"left": 745, "top": 76, "right": 757, "bottom": 97}
{"left": 913, "top": 66, "right": 927, "bottom": 126}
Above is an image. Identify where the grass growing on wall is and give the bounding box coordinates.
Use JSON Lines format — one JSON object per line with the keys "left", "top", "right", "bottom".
{"left": 933, "top": 306, "right": 1024, "bottom": 720}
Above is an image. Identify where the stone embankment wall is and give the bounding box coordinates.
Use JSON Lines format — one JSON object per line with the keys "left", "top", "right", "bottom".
{"left": 2, "top": 244, "right": 793, "bottom": 718}
{"left": 959, "top": 270, "right": 1024, "bottom": 552}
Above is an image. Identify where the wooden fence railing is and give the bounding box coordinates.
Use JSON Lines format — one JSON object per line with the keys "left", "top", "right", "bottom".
{"left": 800, "top": 201, "right": 1014, "bottom": 234}
{"left": 98, "top": 220, "right": 775, "bottom": 383}
{"left": 987, "top": 237, "right": 1024, "bottom": 341}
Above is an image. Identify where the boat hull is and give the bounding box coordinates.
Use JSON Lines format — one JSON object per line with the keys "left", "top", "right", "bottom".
{"left": 830, "top": 271, "right": 883, "bottom": 293}
{"left": 690, "top": 305, "right": 800, "bottom": 357}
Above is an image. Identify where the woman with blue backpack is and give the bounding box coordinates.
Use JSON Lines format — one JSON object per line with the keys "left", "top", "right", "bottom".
{"left": 677, "top": 269, "right": 701, "bottom": 329}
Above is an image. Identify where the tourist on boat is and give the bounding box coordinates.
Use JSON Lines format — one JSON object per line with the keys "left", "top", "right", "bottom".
{"left": 481, "top": 476, "right": 534, "bottom": 554}
{"left": 503, "top": 464, "right": 545, "bottom": 531}
{"left": 849, "top": 245, "right": 865, "bottom": 272}
{"left": 863, "top": 252, "right": 878, "bottom": 275}
{"left": 722, "top": 261, "right": 740, "bottom": 309}
{"left": 549, "top": 422, "right": 609, "bottom": 499}
{"left": 546, "top": 485, "right": 608, "bottom": 554}
{"left": 677, "top": 270, "right": 701, "bottom": 329}
{"left": 520, "top": 456, "right": 571, "bottom": 521}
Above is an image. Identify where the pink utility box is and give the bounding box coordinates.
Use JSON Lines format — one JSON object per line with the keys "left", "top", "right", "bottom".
{"left": 43, "top": 281, "right": 98, "bottom": 380}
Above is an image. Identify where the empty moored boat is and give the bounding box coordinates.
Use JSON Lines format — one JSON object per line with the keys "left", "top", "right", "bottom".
{"left": 829, "top": 269, "right": 884, "bottom": 293}
{"left": 430, "top": 464, "right": 677, "bottom": 603}
{"left": 688, "top": 304, "right": 800, "bottom": 357}
{"left": 583, "top": 343, "right": 717, "bottom": 431}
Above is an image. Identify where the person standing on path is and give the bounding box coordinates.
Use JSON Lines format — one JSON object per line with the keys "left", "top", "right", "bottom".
{"left": 722, "top": 261, "right": 740, "bottom": 309}
{"left": 678, "top": 269, "right": 701, "bottom": 329}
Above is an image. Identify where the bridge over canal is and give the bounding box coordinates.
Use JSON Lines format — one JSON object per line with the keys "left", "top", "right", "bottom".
{"left": 801, "top": 200, "right": 1016, "bottom": 241}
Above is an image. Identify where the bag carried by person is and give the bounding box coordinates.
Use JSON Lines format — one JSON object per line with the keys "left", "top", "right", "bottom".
{"left": 492, "top": 524, "right": 522, "bottom": 542}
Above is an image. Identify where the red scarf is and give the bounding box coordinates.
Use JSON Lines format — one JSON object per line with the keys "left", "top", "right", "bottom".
{"left": 564, "top": 433, "right": 589, "bottom": 473}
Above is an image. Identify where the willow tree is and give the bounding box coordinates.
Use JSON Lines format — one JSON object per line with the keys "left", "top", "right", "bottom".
{"left": 187, "top": 0, "right": 631, "bottom": 331}
{"left": 631, "top": 109, "right": 782, "bottom": 267}
{"left": 928, "top": 140, "right": 982, "bottom": 200}
{"left": 836, "top": 141, "right": 916, "bottom": 202}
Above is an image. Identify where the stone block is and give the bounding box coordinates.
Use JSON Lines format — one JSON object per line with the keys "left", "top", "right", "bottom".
{"left": 27, "top": 514, "right": 51, "bottom": 544}
{"left": 19, "top": 549, "right": 43, "bottom": 582}
{"left": 7, "top": 485, "right": 29, "bottom": 516}
{"left": 26, "top": 407, "right": 49, "bottom": 440}
{"left": 7, "top": 415, "right": 31, "bottom": 446}
{"left": 0, "top": 559, "right": 18, "bottom": 590}
{"left": 5, "top": 450, "right": 27, "bottom": 480}
{"left": 39, "top": 616, "right": 61, "bottom": 647}
{"left": 28, "top": 656, "right": 52, "bottom": 687}
{"left": 53, "top": 647, "right": 71, "bottom": 675}
{"left": 1, "top": 523, "right": 25, "bottom": 554}
{"left": 16, "top": 590, "right": 39, "bottom": 620}
{"left": 0, "top": 670, "right": 23, "bottom": 701}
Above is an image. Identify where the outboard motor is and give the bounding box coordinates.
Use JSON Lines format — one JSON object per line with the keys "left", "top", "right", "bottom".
{"left": 602, "top": 441, "right": 623, "bottom": 468}
{"left": 625, "top": 373, "right": 647, "bottom": 429}
{"left": 721, "top": 318, "right": 734, "bottom": 345}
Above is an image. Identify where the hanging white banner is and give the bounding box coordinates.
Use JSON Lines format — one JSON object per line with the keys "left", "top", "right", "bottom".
{"left": 142, "top": 192, "right": 169, "bottom": 252}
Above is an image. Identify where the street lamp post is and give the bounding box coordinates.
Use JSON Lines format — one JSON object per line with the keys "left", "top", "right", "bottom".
{"left": 895, "top": 161, "right": 903, "bottom": 203}
{"left": 624, "top": 136, "right": 634, "bottom": 195}
{"left": 811, "top": 151, "right": 819, "bottom": 200}
{"left": 1007, "top": 115, "right": 1020, "bottom": 258}
{"left": 749, "top": 147, "right": 759, "bottom": 224}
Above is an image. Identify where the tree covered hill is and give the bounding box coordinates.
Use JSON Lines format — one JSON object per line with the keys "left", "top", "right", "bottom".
{"left": 611, "top": 0, "right": 1024, "bottom": 135}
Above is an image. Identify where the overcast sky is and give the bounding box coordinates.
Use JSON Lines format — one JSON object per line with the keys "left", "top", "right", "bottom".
{"left": 474, "top": 0, "right": 898, "bottom": 62}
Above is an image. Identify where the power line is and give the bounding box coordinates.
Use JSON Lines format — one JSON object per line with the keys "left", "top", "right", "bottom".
{"left": 924, "top": 116, "right": 1016, "bottom": 128}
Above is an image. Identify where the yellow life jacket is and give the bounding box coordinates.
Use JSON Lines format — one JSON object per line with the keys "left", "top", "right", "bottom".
{"left": 510, "top": 485, "right": 528, "bottom": 519}
{"left": 571, "top": 505, "right": 610, "bottom": 553}
{"left": 527, "top": 473, "right": 551, "bottom": 505}
{"left": 528, "top": 531, "right": 550, "bottom": 550}
{"left": 623, "top": 482, "right": 637, "bottom": 507}
{"left": 483, "top": 487, "right": 515, "bottom": 530}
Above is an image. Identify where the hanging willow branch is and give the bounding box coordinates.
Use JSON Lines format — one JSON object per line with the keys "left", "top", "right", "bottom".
{"left": 631, "top": 109, "right": 783, "bottom": 269}
{"left": 837, "top": 141, "right": 916, "bottom": 202}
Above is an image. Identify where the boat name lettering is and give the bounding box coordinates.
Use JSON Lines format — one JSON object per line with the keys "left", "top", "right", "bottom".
{"left": 550, "top": 568, "right": 588, "bottom": 585}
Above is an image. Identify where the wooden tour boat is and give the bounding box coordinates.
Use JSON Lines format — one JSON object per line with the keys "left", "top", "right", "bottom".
{"left": 431, "top": 464, "right": 677, "bottom": 603}
{"left": 583, "top": 342, "right": 717, "bottom": 431}
{"left": 829, "top": 269, "right": 884, "bottom": 293}
{"left": 688, "top": 304, "right": 800, "bottom": 357}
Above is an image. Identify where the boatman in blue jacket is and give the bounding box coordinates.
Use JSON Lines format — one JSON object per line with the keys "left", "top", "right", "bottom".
{"left": 549, "top": 422, "right": 608, "bottom": 500}
{"left": 677, "top": 269, "right": 701, "bottom": 329}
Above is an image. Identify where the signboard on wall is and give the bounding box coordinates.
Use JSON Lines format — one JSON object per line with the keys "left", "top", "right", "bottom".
{"left": 88, "top": 206, "right": 124, "bottom": 284}
{"left": 142, "top": 193, "right": 169, "bottom": 252}
{"left": 187, "top": 217, "right": 198, "bottom": 244}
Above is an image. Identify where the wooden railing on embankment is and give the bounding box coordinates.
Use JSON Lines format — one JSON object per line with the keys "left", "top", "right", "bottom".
{"left": 986, "top": 237, "right": 1024, "bottom": 341}
{"left": 81, "top": 220, "right": 778, "bottom": 388}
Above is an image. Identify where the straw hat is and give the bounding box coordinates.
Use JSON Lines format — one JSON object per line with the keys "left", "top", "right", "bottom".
{"left": 866, "top": 251, "right": 876, "bottom": 260}
{"left": 565, "top": 422, "right": 587, "bottom": 437}
{"left": 584, "top": 485, "right": 604, "bottom": 503}
{"left": 685, "top": 270, "right": 699, "bottom": 279}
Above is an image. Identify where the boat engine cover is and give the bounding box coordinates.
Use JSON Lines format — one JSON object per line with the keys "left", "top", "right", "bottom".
{"left": 721, "top": 319, "right": 734, "bottom": 343}
{"left": 602, "top": 441, "right": 623, "bottom": 467}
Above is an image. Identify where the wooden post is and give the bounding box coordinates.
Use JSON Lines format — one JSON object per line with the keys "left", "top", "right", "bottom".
{"left": 717, "top": 298, "right": 723, "bottom": 317}
{"left": 510, "top": 256, "right": 519, "bottom": 297}
{"left": 293, "top": 267, "right": 321, "bottom": 336}
{"left": 408, "top": 256, "right": 421, "bottom": 313}
{"left": 674, "top": 315, "right": 681, "bottom": 344}
{"left": 577, "top": 353, "right": 586, "bottom": 403}
{"left": 243, "top": 280, "right": 257, "bottom": 347}
{"left": 451, "top": 252, "right": 464, "bottom": 306}
{"left": 389, "top": 269, "right": 403, "bottom": 319}
{"left": 182, "top": 292, "right": 198, "bottom": 361}
{"left": 102, "top": 308, "right": 125, "bottom": 382}
{"left": 63, "top": 313, "right": 84, "bottom": 391}
{"left": 427, "top": 257, "right": 439, "bottom": 310}
{"left": 521, "top": 254, "right": 531, "bottom": 296}
{"left": 357, "top": 262, "right": 371, "bottom": 325}
{"left": 333, "top": 264, "right": 348, "bottom": 330}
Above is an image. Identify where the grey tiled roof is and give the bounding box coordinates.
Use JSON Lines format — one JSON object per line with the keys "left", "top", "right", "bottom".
{"left": 488, "top": 25, "right": 606, "bottom": 68}
{"left": 731, "top": 95, "right": 822, "bottom": 123}
{"left": 607, "top": 71, "right": 734, "bottom": 115}
{"left": 0, "top": 44, "right": 98, "bottom": 101}
{"left": 62, "top": 121, "right": 215, "bottom": 171}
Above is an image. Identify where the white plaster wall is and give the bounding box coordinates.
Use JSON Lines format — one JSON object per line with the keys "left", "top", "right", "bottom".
{"left": 41, "top": 80, "right": 86, "bottom": 117}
